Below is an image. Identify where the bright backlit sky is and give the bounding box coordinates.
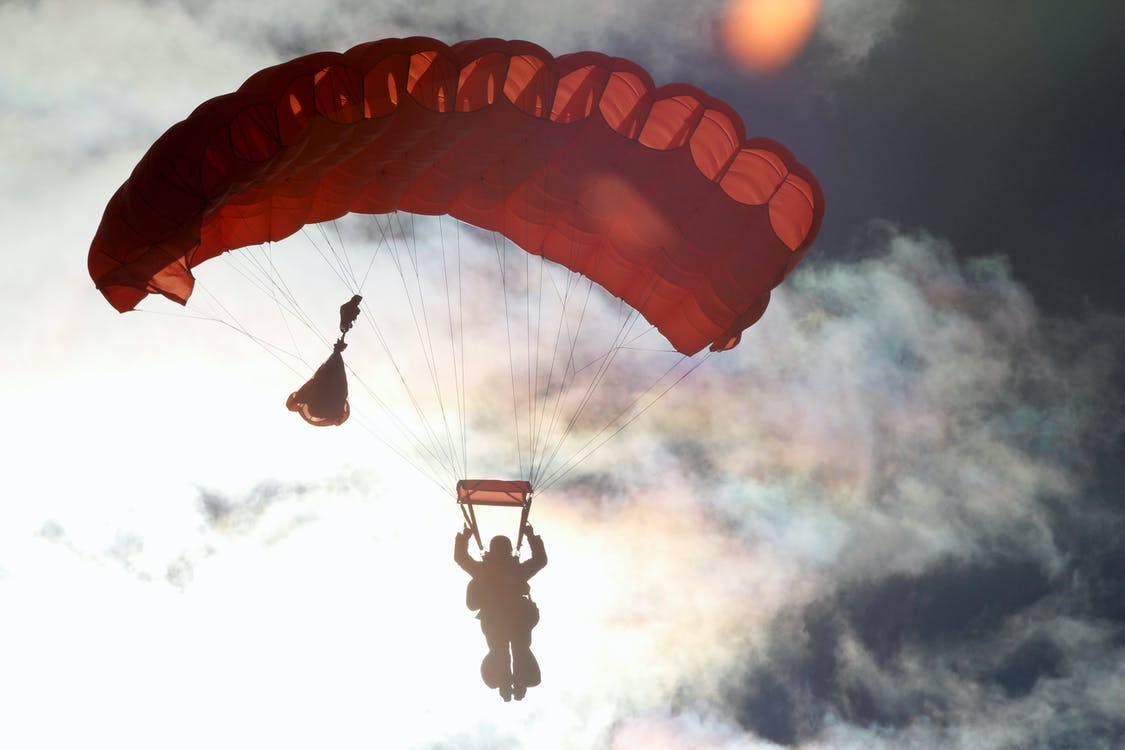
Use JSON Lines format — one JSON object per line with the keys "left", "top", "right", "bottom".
{"left": 2, "top": 2, "right": 1123, "bottom": 748}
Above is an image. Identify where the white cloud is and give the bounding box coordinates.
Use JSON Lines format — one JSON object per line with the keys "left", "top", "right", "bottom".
{"left": 168, "top": 0, "right": 726, "bottom": 79}
{"left": 640, "top": 224, "right": 1118, "bottom": 581}
{"left": 816, "top": 0, "right": 909, "bottom": 70}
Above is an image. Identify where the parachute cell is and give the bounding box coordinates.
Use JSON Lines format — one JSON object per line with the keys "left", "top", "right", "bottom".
{"left": 88, "top": 37, "right": 824, "bottom": 356}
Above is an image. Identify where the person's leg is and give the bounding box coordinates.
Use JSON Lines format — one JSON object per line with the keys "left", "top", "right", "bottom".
{"left": 480, "top": 622, "right": 513, "bottom": 698}
{"left": 510, "top": 627, "right": 540, "bottom": 700}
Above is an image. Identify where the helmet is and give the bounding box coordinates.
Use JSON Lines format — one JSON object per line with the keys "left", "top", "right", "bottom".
{"left": 488, "top": 535, "right": 513, "bottom": 558}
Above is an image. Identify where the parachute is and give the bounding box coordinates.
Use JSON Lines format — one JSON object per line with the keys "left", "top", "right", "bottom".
{"left": 89, "top": 36, "right": 822, "bottom": 354}
{"left": 87, "top": 36, "right": 824, "bottom": 492}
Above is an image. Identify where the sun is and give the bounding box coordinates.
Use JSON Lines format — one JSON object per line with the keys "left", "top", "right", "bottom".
{"left": 720, "top": 0, "right": 821, "bottom": 72}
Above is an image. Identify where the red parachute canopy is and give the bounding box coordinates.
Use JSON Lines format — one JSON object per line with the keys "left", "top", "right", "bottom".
{"left": 88, "top": 37, "right": 824, "bottom": 355}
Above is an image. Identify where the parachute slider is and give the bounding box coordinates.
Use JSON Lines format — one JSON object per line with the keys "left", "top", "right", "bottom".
{"left": 457, "top": 479, "right": 533, "bottom": 553}
{"left": 456, "top": 479, "right": 533, "bottom": 506}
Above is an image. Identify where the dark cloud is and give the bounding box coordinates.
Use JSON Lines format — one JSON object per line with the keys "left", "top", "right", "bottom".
{"left": 989, "top": 635, "right": 1064, "bottom": 698}
{"left": 717, "top": 552, "right": 1124, "bottom": 747}
{"left": 719, "top": 558, "right": 1045, "bottom": 735}
{"left": 197, "top": 480, "right": 304, "bottom": 526}
{"left": 841, "top": 558, "right": 1052, "bottom": 664}
{"left": 1082, "top": 541, "right": 1125, "bottom": 632}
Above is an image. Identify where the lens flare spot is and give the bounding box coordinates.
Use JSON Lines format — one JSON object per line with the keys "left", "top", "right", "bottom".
{"left": 720, "top": 0, "right": 821, "bottom": 73}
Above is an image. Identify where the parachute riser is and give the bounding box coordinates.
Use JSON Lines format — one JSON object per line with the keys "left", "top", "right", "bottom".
{"left": 460, "top": 502, "right": 484, "bottom": 552}
{"left": 515, "top": 499, "right": 533, "bottom": 554}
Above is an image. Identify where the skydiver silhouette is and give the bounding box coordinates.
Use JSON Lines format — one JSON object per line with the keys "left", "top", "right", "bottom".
{"left": 454, "top": 523, "right": 547, "bottom": 701}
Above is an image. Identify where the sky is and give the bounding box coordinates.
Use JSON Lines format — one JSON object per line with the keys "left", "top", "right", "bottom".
{"left": 2, "top": 1, "right": 1124, "bottom": 748}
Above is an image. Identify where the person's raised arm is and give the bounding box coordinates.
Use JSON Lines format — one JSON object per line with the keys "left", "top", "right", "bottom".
{"left": 454, "top": 525, "right": 480, "bottom": 575}
{"left": 521, "top": 524, "right": 547, "bottom": 579}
